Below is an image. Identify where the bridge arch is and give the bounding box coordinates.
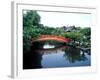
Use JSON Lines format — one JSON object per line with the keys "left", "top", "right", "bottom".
{"left": 31, "top": 35, "right": 72, "bottom": 43}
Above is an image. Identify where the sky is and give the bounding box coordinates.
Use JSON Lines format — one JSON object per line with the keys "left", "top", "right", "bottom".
{"left": 37, "top": 11, "right": 92, "bottom": 28}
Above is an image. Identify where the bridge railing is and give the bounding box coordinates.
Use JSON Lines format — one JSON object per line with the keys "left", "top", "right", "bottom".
{"left": 39, "top": 35, "right": 72, "bottom": 41}
{"left": 32, "top": 35, "right": 72, "bottom": 42}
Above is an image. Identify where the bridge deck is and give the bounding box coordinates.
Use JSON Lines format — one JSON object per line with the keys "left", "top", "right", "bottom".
{"left": 32, "top": 35, "right": 72, "bottom": 43}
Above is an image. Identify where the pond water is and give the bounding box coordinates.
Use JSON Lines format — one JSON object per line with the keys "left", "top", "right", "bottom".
{"left": 23, "top": 43, "right": 91, "bottom": 69}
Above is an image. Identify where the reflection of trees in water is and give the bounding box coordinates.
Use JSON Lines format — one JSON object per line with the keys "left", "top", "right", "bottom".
{"left": 64, "top": 47, "right": 87, "bottom": 63}
{"left": 23, "top": 44, "right": 90, "bottom": 69}
{"left": 23, "top": 49, "right": 43, "bottom": 69}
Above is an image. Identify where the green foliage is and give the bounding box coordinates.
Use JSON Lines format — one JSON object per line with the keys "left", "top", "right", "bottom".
{"left": 60, "top": 27, "right": 91, "bottom": 48}
{"left": 61, "top": 32, "right": 83, "bottom": 43}
{"left": 80, "top": 27, "right": 91, "bottom": 48}
{"left": 80, "top": 27, "right": 91, "bottom": 36}
{"left": 23, "top": 10, "right": 40, "bottom": 27}
{"left": 23, "top": 11, "right": 41, "bottom": 53}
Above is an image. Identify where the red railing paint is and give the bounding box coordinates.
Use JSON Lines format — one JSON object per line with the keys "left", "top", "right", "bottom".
{"left": 32, "top": 35, "right": 72, "bottom": 43}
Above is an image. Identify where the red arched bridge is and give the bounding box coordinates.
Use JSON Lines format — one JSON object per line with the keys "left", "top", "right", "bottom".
{"left": 31, "top": 35, "right": 72, "bottom": 43}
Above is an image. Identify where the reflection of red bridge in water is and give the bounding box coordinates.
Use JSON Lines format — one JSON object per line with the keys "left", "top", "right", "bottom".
{"left": 32, "top": 35, "right": 72, "bottom": 43}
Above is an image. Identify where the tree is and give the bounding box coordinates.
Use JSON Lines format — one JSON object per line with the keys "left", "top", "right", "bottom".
{"left": 23, "top": 10, "right": 40, "bottom": 27}
{"left": 80, "top": 27, "right": 91, "bottom": 48}
{"left": 80, "top": 27, "right": 91, "bottom": 37}
{"left": 23, "top": 10, "right": 41, "bottom": 53}
{"left": 61, "top": 32, "right": 83, "bottom": 44}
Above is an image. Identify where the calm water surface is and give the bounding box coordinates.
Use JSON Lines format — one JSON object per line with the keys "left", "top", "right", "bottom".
{"left": 23, "top": 43, "right": 91, "bottom": 69}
